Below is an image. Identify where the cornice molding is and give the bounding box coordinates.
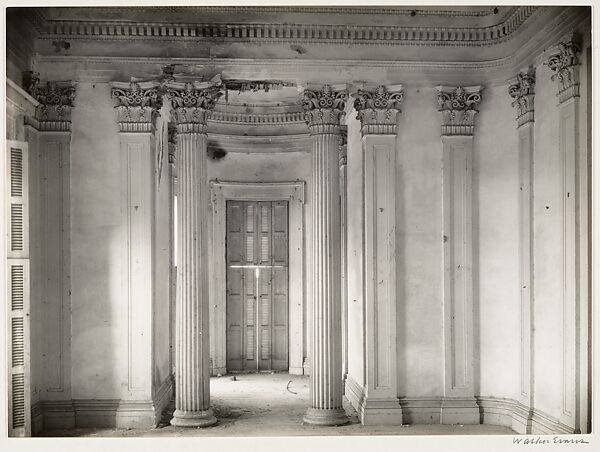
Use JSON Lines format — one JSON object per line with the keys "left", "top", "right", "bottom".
{"left": 59, "top": 6, "right": 505, "bottom": 18}
{"left": 544, "top": 33, "right": 582, "bottom": 103}
{"left": 302, "top": 85, "right": 348, "bottom": 134}
{"left": 353, "top": 85, "right": 404, "bottom": 135}
{"left": 436, "top": 85, "right": 482, "bottom": 136}
{"left": 508, "top": 69, "right": 535, "bottom": 127}
{"left": 35, "top": 6, "right": 537, "bottom": 47}
{"left": 166, "top": 81, "right": 223, "bottom": 131}
{"left": 111, "top": 80, "right": 163, "bottom": 133}
{"left": 23, "top": 74, "right": 76, "bottom": 132}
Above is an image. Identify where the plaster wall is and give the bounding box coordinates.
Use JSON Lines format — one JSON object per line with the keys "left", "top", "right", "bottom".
{"left": 474, "top": 84, "right": 520, "bottom": 400}
{"left": 70, "top": 82, "right": 124, "bottom": 399}
{"left": 395, "top": 87, "right": 444, "bottom": 398}
{"left": 345, "top": 114, "right": 364, "bottom": 388}
{"left": 153, "top": 117, "right": 172, "bottom": 392}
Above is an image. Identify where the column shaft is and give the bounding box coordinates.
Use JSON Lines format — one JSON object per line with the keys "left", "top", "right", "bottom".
{"left": 304, "top": 131, "right": 347, "bottom": 425}
{"left": 171, "top": 129, "right": 216, "bottom": 427}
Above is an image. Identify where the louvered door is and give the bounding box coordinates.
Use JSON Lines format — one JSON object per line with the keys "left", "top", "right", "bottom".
{"left": 226, "top": 200, "right": 288, "bottom": 372}
{"left": 6, "top": 141, "right": 31, "bottom": 437}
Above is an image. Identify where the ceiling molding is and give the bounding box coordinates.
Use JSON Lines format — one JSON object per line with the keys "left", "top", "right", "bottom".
{"left": 60, "top": 6, "right": 506, "bottom": 18}
{"left": 33, "top": 6, "right": 537, "bottom": 47}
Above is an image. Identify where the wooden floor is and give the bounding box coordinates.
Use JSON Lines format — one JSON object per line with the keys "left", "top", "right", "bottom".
{"left": 40, "top": 373, "right": 516, "bottom": 438}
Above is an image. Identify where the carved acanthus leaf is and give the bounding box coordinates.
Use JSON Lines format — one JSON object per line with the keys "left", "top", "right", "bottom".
{"left": 111, "top": 80, "right": 163, "bottom": 132}
{"left": 353, "top": 85, "right": 404, "bottom": 135}
{"left": 302, "top": 85, "right": 348, "bottom": 133}
{"left": 544, "top": 34, "right": 581, "bottom": 102}
{"left": 436, "top": 85, "right": 482, "bottom": 136}
{"left": 25, "top": 78, "right": 76, "bottom": 131}
{"left": 508, "top": 70, "right": 535, "bottom": 126}
{"left": 167, "top": 82, "right": 223, "bottom": 128}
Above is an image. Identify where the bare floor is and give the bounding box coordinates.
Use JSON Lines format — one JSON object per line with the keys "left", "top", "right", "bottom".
{"left": 40, "top": 373, "right": 515, "bottom": 437}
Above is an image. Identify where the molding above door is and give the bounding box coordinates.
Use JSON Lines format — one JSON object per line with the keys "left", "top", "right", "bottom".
{"left": 208, "top": 181, "right": 306, "bottom": 376}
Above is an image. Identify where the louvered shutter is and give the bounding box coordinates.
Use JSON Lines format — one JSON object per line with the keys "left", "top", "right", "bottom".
{"left": 6, "top": 140, "right": 31, "bottom": 437}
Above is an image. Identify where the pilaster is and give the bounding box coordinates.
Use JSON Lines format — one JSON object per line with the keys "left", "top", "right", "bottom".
{"left": 436, "top": 85, "right": 482, "bottom": 424}
{"left": 352, "top": 85, "right": 404, "bottom": 425}
{"left": 24, "top": 74, "right": 76, "bottom": 428}
{"left": 302, "top": 85, "right": 348, "bottom": 426}
{"left": 508, "top": 68, "right": 536, "bottom": 434}
{"left": 166, "top": 81, "right": 222, "bottom": 427}
{"left": 339, "top": 126, "right": 348, "bottom": 392}
{"left": 543, "top": 33, "right": 581, "bottom": 431}
{"left": 111, "top": 80, "right": 164, "bottom": 426}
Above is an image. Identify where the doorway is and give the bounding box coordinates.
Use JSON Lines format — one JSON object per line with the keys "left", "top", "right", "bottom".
{"left": 226, "top": 200, "right": 289, "bottom": 372}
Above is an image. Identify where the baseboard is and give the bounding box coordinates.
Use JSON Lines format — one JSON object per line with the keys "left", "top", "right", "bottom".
{"left": 153, "top": 374, "right": 174, "bottom": 421}
{"left": 302, "top": 358, "right": 310, "bottom": 376}
{"left": 399, "top": 397, "right": 443, "bottom": 424}
{"left": 31, "top": 401, "right": 44, "bottom": 434}
{"left": 211, "top": 367, "right": 227, "bottom": 377}
{"left": 289, "top": 366, "right": 304, "bottom": 376}
{"left": 39, "top": 379, "right": 173, "bottom": 431}
{"left": 40, "top": 400, "right": 76, "bottom": 430}
{"left": 531, "top": 408, "right": 576, "bottom": 435}
{"left": 345, "top": 376, "right": 403, "bottom": 425}
{"left": 476, "top": 397, "right": 532, "bottom": 433}
{"left": 440, "top": 397, "right": 480, "bottom": 424}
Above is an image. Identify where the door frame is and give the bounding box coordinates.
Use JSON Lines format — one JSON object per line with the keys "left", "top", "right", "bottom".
{"left": 209, "top": 181, "right": 305, "bottom": 375}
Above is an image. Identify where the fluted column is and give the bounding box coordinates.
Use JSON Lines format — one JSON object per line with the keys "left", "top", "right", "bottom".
{"left": 302, "top": 85, "right": 348, "bottom": 426}
{"left": 167, "top": 81, "right": 222, "bottom": 427}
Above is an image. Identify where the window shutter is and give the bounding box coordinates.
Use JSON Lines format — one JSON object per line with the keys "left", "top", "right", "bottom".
{"left": 6, "top": 140, "right": 31, "bottom": 437}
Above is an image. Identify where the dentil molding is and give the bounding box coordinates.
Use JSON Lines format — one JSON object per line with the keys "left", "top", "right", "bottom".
{"left": 29, "top": 6, "right": 538, "bottom": 47}
{"left": 436, "top": 85, "right": 482, "bottom": 136}
{"left": 353, "top": 85, "right": 404, "bottom": 135}
{"left": 508, "top": 69, "right": 535, "bottom": 127}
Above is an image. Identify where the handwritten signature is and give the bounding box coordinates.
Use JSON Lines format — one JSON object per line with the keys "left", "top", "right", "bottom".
{"left": 513, "top": 436, "right": 590, "bottom": 445}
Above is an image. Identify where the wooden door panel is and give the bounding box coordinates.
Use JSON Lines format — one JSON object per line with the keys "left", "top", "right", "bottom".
{"left": 226, "top": 200, "right": 289, "bottom": 373}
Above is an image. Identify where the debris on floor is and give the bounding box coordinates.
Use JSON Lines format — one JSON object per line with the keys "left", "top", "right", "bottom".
{"left": 231, "top": 375, "right": 237, "bottom": 381}
{"left": 286, "top": 380, "right": 297, "bottom": 394}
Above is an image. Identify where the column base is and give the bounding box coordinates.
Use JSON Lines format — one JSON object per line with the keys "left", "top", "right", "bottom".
{"left": 440, "top": 397, "right": 480, "bottom": 425}
{"left": 303, "top": 407, "right": 349, "bottom": 426}
{"left": 170, "top": 408, "right": 218, "bottom": 428}
{"left": 359, "top": 399, "right": 403, "bottom": 426}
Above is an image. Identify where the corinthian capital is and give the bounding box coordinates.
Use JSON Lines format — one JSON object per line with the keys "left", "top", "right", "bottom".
{"left": 508, "top": 69, "right": 535, "bottom": 127}
{"left": 111, "top": 80, "right": 163, "bottom": 133}
{"left": 302, "top": 85, "right": 348, "bottom": 134}
{"left": 436, "top": 85, "right": 482, "bottom": 136}
{"left": 353, "top": 85, "right": 403, "bottom": 135}
{"left": 544, "top": 33, "right": 581, "bottom": 103}
{"left": 166, "top": 81, "right": 223, "bottom": 133}
{"left": 25, "top": 77, "right": 76, "bottom": 132}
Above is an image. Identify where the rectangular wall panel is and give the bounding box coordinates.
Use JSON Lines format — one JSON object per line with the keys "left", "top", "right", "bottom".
{"left": 442, "top": 137, "right": 474, "bottom": 398}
